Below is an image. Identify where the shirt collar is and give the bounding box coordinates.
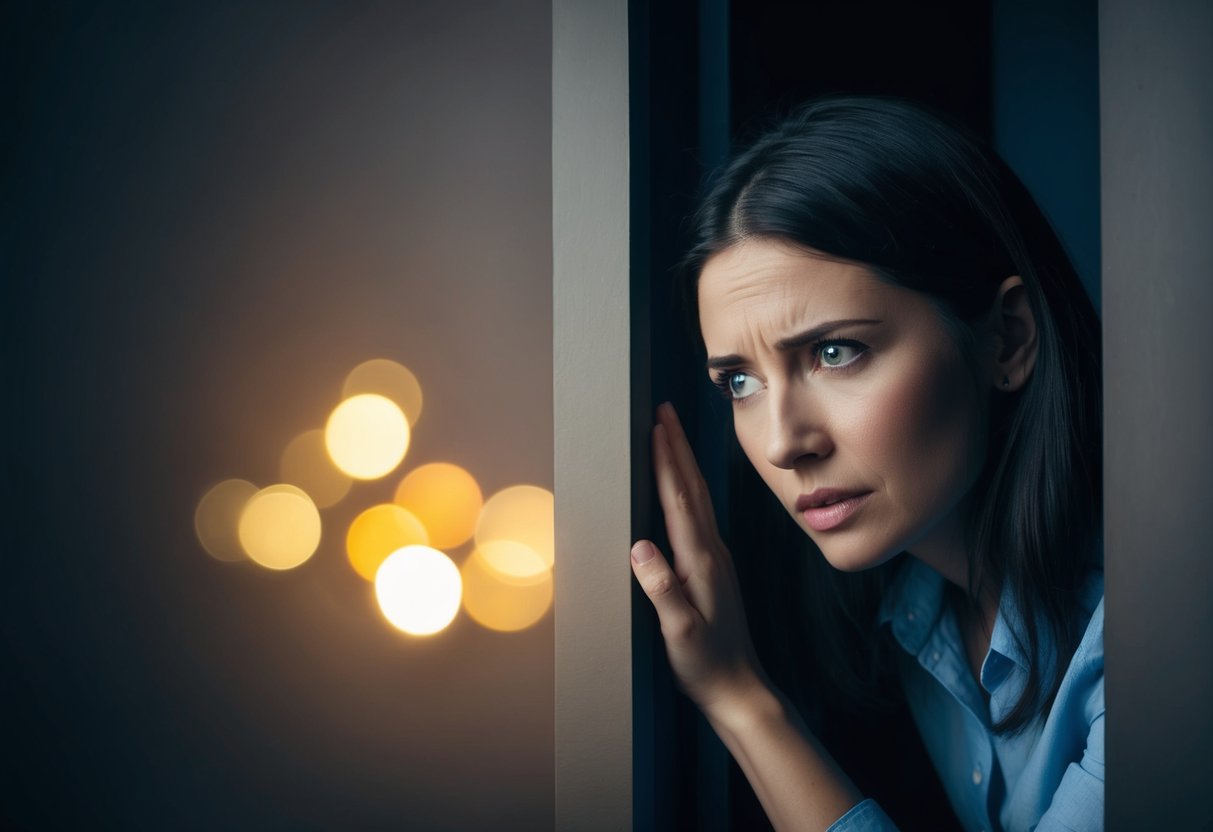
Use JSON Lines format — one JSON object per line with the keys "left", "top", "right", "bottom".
{"left": 989, "top": 567, "right": 1104, "bottom": 667}
{"left": 988, "top": 580, "right": 1030, "bottom": 669}
{"left": 879, "top": 554, "right": 1042, "bottom": 669}
{"left": 878, "top": 555, "right": 947, "bottom": 655}
{"left": 881, "top": 555, "right": 1105, "bottom": 698}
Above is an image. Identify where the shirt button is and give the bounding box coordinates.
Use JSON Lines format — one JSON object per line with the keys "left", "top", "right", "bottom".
{"left": 972, "top": 768, "right": 983, "bottom": 786}
{"left": 906, "top": 611, "right": 916, "bottom": 622}
{"left": 931, "top": 650, "right": 941, "bottom": 663}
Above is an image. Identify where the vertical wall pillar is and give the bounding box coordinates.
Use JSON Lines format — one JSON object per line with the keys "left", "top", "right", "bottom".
{"left": 553, "top": 1, "right": 632, "bottom": 829}
{"left": 1101, "top": 1, "right": 1213, "bottom": 827}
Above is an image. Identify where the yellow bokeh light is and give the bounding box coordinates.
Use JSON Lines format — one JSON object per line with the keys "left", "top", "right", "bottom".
{"left": 375, "top": 545, "right": 462, "bottom": 636}
{"left": 474, "top": 485, "right": 555, "bottom": 571}
{"left": 393, "top": 462, "right": 483, "bottom": 549}
{"left": 238, "top": 484, "right": 322, "bottom": 570}
{"left": 346, "top": 503, "right": 430, "bottom": 581}
{"left": 325, "top": 393, "right": 410, "bottom": 480}
{"left": 343, "top": 358, "right": 424, "bottom": 426}
{"left": 195, "top": 479, "right": 258, "bottom": 562}
{"left": 462, "top": 548, "right": 553, "bottom": 632}
{"left": 280, "top": 429, "right": 352, "bottom": 508}
{"left": 475, "top": 539, "right": 550, "bottom": 584}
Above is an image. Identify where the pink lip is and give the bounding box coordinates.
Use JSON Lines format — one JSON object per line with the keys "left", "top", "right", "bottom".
{"left": 796, "top": 489, "right": 872, "bottom": 532}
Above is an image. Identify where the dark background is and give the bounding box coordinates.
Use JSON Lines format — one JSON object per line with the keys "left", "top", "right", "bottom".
{"left": 3, "top": 3, "right": 554, "bottom": 829}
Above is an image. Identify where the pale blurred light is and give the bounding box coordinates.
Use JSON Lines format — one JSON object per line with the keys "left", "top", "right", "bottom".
{"left": 195, "top": 479, "right": 258, "bottom": 562}
{"left": 280, "top": 428, "right": 353, "bottom": 508}
{"left": 325, "top": 393, "right": 410, "bottom": 480}
{"left": 394, "top": 462, "right": 483, "bottom": 549}
{"left": 475, "top": 539, "right": 549, "bottom": 584}
{"left": 375, "top": 545, "right": 462, "bottom": 636}
{"left": 462, "top": 548, "right": 553, "bottom": 632}
{"left": 474, "top": 485, "right": 555, "bottom": 571}
{"left": 347, "top": 503, "right": 429, "bottom": 581}
{"left": 238, "top": 484, "right": 322, "bottom": 570}
{"left": 343, "top": 358, "right": 424, "bottom": 427}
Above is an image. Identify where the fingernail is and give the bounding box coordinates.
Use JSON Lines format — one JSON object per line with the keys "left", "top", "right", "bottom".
{"left": 657, "top": 401, "right": 673, "bottom": 419}
{"left": 631, "top": 541, "right": 656, "bottom": 564}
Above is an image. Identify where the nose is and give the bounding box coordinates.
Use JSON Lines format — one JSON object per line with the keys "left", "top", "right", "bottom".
{"left": 764, "top": 381, "right": 832, "bottom": 469}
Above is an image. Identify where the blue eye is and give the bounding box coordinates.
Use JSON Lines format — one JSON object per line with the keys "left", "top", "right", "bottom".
{"left": 818, "top": 341, "right": 866, "bottom": 368}
{"left": 726, "top": 372, "right": 762, "bottom": 400}
{"left": 712, "top": 371, "right": 763, "bottom": 402}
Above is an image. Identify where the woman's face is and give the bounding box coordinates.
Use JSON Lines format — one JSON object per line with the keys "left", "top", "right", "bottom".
{"left": 697, "top": 238, "right": 990, "bottom": 573}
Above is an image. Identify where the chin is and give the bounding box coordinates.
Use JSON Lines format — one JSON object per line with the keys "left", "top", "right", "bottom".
{"left": 820, "top": 552, "right": 889, "bottom": 573}
{"left": 809, "top": 532, "right": 903, "bottom": 574}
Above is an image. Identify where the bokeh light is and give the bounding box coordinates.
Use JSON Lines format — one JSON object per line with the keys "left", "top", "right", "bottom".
{"left": 393, "top": 462, "right": 483, "bottom": 549}
{"left": 325, "top": 393, "right": 410, "bottom": 480}
{"left": 461, "top": 548, "right": 553, "bottom": 632}
{"left": 475, "top": 539, "right": 549, "bottom": 583}
{"left": 474, "top": 485, "right": 555, "bottom": 572}
{"left": 238, "top": 484, "right": 322, "bottom": 570}
{"left": 195, "top": 478, "right": 258, "bottom": 562}
{"left": 347, "top": 504, "right": 430, "bottom": 581}
{"left": 280, "top": 429, "right": 353, "bottom": 508}
{"left": 200, "top": 358, "right": 552, "bottom": 639}
{"left": 343, "top": 358, "right": 424, "bottom": 426}
{"left": 375, "top": 545, "right": 462, "bottom": 636}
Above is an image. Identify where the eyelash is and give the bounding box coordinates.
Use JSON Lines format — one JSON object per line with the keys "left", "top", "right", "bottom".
{"left": 710, "top": 338, "right": 870, "bottom": 403}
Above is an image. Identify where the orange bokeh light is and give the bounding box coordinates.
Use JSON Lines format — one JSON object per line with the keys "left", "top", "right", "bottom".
{"left": 394, "top": 462, "right": 483, "bottom": 549}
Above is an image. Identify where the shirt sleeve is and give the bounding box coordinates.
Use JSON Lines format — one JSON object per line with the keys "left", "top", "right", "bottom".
{"left": 825, "top": 798, "right": 900, "bottom": 832}
{"left": 1032, "top": 710, "right": 1105, "bottom": 832}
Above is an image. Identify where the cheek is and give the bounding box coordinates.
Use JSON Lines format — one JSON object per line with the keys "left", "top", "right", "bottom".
{"left": 850, "top": 358, "right": 986, "bottom": 499}
{"left": 733, "top": 416, "right": 766, "bottom": 476}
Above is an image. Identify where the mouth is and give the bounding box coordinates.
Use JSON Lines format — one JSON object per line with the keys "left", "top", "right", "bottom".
{"left": 795, "top": 489, "right": 872, "bottom": 532}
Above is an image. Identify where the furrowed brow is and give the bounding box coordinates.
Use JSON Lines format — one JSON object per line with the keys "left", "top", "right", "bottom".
{"left": 705, "top": 318, "right": 882, "bottom": 371}
{"left": 774, "top": 318, "right": 882, "bottom": 351}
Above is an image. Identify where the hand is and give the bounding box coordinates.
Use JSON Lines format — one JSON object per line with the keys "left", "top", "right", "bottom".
{"left": 631, "top": 402, "right": 768, "bottom": 714}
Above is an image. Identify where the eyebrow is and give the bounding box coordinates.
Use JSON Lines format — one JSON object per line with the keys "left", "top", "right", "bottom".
{"left": 705, "top": 318, "right": 884, "bottom": 370}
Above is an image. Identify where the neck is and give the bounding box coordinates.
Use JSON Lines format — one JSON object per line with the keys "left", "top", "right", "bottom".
{"left": 906, "top": 508, "right": 1000, "bottom": 626}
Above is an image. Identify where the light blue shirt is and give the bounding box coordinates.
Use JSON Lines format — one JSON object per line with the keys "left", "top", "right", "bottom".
{"left": 828, "top": 558, "right": 1105, "bottom": 832}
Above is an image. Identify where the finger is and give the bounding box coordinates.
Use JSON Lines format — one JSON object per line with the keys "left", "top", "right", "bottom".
{"left": 656, "top": 402, "right": 713, "bottom": 514}
{"left": 655, "top": 419, "right": 718, "bottom": 562}
{"left": 631, "top": 539, "right": 698, "bottom": 641}
{"left": 652, "top": 422, "right": 716, "bottom": 585}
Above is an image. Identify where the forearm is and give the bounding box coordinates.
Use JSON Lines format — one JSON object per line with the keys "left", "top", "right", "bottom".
{"left": 704, "top": 682, "right": 864, "bottom": 832}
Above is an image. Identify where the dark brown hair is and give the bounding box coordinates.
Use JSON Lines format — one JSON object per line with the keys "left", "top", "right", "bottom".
{"left": 684, "top": 96, "right": 1102, "bottom": 734}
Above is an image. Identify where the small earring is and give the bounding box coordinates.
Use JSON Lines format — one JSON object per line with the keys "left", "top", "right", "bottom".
{"left": 1002, "top": 375, "right": 1010, "bottom": 387}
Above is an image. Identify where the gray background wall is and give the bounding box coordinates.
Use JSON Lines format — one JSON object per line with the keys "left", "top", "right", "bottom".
{"left": 2, "top": 3, "right": 553, "bottom": 829}
{"left": 1101, "top": 0, "right": 1213, "bottom": 827}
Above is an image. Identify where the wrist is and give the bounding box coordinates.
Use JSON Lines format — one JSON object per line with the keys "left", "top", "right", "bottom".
{"left": 700, "top": 671, "right": 785, "bottom": 740}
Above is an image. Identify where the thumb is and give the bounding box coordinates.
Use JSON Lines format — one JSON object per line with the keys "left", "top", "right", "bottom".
{"left": 631, "top": 539, "right": 697, "bottom": 638}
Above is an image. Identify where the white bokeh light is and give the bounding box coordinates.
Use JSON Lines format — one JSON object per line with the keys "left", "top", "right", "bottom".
{"left": 325, "top": 393, "right": 410, "bottom": 480}
{"left": 374, "top": 545, "right": 462, "bottom": 636}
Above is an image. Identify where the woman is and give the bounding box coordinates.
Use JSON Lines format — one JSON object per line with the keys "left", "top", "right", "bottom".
{"left": 630, "top": 97, "right": 1104, "bottom": 831}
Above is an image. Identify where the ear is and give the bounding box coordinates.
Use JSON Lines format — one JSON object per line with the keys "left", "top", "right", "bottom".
{"left": 988, "top": 276, "right": 1037, "bottom": 392}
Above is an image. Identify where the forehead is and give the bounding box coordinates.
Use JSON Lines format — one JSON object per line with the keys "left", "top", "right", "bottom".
{"left": 697, "top": 239, "right": 891, "bottom": 342}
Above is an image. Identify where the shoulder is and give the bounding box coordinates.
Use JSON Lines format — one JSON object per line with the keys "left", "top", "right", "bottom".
{"left": 1073, "top": 571, "right": 1104, "bottom": 696}
{"left": 1028, "top": 585, "right": 1105, "bottom": 830}
{"left": 1054, "top": 572, "right": 1104, "bottom": 728}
